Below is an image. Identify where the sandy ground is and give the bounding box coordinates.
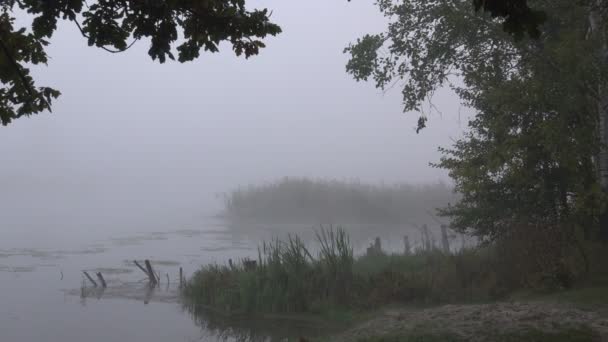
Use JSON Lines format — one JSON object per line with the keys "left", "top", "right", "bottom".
{"left": 334, "top": 302, "right": 608, "bottom": 341}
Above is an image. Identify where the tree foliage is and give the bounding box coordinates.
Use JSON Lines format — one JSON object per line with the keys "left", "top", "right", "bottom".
{"left": 0, "top": 0, "right": 281, "bottom": 125}
{"left": 345, "top": 0, "right": 521, "bottom": 132}
{"left": 437, "top": 38, "right": 602, "bottom": 239}
{"left": 472, "top": 0, "right": 547, "bottom": 39}
{"left": 345, "top": 0, "right": 606, "bottom": 240}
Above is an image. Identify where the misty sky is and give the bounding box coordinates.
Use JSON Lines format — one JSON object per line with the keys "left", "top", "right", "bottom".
{"left": 1, "top": 1, "right": 472, "bottom": 234}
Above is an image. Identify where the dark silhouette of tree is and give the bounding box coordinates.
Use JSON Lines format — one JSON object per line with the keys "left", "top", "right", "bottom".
{"left": 472, "top": 0, "right": 546, "bottom": 39}
{"left": 345, "top": 0, "right": 606, "bottom": 242}
{"left": 0, "top": 0, "right": 281, "bottom": 125}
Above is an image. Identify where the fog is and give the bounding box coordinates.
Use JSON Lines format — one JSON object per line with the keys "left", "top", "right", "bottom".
{"left": 0, "top": 0, "right": 469, "bottom": 239}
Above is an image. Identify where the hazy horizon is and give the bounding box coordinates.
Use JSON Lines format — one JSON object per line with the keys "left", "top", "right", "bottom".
{"left": 0, "top": 0, "right": 472, "bottom": 234}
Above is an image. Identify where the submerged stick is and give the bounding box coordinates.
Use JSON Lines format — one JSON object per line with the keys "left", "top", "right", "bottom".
{"left": 82, "top": 271, "right": 98, "bottom": 287}
{"left": 144, "top": 259, "right": 158, "bottom": 285}
{"left": 96, "top": 272, "right": 107, "bottom": 288}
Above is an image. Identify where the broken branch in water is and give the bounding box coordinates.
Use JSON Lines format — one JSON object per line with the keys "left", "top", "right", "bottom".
{"left": 96, "top": 272, "right": 107, "bottom": 288}
{"left": 134, "top": 260, "right": 157, "bottom": 285}
{"left": 134, "top": 260, "right": 149, "bottom": 275}
{"left": 144, "top": 259, "right": 158, "bottom": 286}
{"left": 82, "top": 271, "right": 98, "bottom": 287}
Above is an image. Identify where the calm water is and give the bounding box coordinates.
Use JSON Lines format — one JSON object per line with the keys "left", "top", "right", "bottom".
{"left": 0, "top": 219, "right": 420, "bottom": 342}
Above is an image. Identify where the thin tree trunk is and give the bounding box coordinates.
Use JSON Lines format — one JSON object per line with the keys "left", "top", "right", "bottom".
{"left": 597, "top": 85, "right": 608, "bottom": 242}
{"left": 590, "top": 1, "right": 608, "bottom": 242}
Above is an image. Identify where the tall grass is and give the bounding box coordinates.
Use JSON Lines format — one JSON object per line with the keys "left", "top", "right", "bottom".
{"left": 183, "top": 226, "right": 603, "bottom": 317}
{"left": 184, "top": 229, "right": 501, "bottom": 316}
{"left": 220, "top": 177, "right": 457, "bottom": 224}
{"left": 183, "top": 226, "right": 354, "bottom": 314}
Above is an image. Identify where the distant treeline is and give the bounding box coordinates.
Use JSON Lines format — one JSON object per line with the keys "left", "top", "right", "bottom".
{"left": 220, "top": 177, "right": 458, "bottom": 224}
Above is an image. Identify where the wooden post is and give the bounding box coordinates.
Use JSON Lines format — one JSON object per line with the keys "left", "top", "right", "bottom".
{"left": 420, "top": 230, "right": 426, "bottom": 252}
{"left": 179, "top": 267, "right": 183, "bottom": 288}
{"left": 82, "top": 271, "right": 98, "bottom": 287}
{"left": 404, "top": 235, "right": 411, "bottom": 255}
{"left": 145, "top": 259, "right": 158, "bottom": 286}
{"left": 461, "top": 233, "right": 466, "bottom": 250}
{"left": 134, "top": 260, "right": 149, "bottom": 276}
{"left": 422, "top": 224, "right": 432, "bottom": 251}
{"left": 96, "top": 272, "right": 107, "bottom": 288}
{"left": 440, "top": 224, "right": 450, "bottom": 254}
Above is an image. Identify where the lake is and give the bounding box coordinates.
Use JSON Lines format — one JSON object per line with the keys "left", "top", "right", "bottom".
{"left": 0, "top": 218, "right": 430, "bottom": 342}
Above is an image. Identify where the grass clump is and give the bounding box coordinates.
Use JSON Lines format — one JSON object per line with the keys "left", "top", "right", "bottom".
{"left": 183, "top": 227, "right": 606, "bottom": 317}
{"left": 183, "top": 226, "right": 355, "bottom": 315}
{"left": 183, "top": 228, "right": 499, "bottom": 316}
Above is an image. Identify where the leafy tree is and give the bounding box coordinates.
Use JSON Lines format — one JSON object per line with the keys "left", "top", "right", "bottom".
{"left": 436, "top": 36, "right": 602, "bottom": 240}
{"left": 0, "top": 0, "right": 281, "bottom": 125}
{"left": 472, "top": 0, "right": 547, "bottom": 39}
{"left": 344, "top": 0, "right": 606, "bottom": 240}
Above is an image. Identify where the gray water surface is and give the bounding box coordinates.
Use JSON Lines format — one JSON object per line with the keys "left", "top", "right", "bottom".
{"left": 0, "top": 219, "right": 425, "bottom": 342}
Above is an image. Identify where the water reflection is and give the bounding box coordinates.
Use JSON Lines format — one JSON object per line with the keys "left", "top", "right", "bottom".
{"left": 75, "top": 281, "right": 178, "bottom": 302}
{"left": 183, "top": 302, "right": 333, "bottom": 342}
{"left": 75, "top": 280, "right": 333, "bottom": 341}
{"left": 80, "top": 284, "right": 106, "bottom": 303}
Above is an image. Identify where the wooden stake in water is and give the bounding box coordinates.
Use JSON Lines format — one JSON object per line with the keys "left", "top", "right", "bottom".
{"left": 144, "top": 259, "right": 158, "bottom": 286}
{"left": 82, "top": 271, "right": 98, "bottom": 287}
{"left": 134, "top": 260, "right": 149, "bottom": 276}
{"left": 179, "top": 267, "right": 183, "bottom": 288}
{"left": 96, "top": 272, "right": 107, "bottom": 288}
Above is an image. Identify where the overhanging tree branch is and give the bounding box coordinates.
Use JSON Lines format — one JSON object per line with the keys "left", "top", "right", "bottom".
{"left": 0, "top": 37, "right": 52, "bottom": 112}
